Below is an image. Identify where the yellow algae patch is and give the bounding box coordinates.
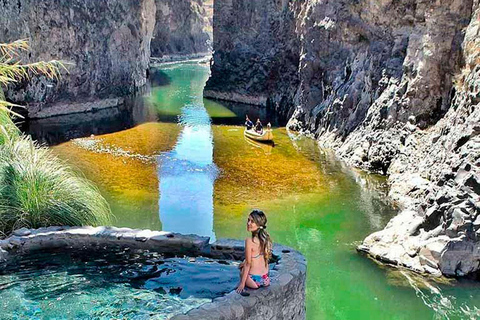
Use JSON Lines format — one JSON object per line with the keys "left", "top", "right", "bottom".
{"left": 84, "top": 122, "right": 181, "bottom": 157}
{"left": 212, "top": 126, "right": 327, "bottom": 208}
{"left": 51, "top": 122, "right": 181, "bottom": 230}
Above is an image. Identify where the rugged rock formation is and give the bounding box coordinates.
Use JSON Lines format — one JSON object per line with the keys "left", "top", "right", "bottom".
{"left": 151, "top": 0, "right": 212, "bottom": 59}
{"left": 359, "top": 6, "right": 480, "bottom": 276}
{"left": 206, "top": 0, "right": 480, "bottom": 276}
{"left": 204, "top": 0, "right": 301, "bottom": 118}
{"left": 0, "top": 0, "right": 156, "bottom": 118}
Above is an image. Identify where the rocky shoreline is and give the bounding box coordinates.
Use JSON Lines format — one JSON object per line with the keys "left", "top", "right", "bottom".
{"left": 206, "top": 0, "right": 480, "bottom": 277}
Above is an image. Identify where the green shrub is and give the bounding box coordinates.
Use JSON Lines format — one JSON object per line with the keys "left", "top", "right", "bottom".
{"left": 0, "top": 110, "right": 20, "bottom": 146}
{"left": 0, "top": 131, "right": 112, "bottom": 236}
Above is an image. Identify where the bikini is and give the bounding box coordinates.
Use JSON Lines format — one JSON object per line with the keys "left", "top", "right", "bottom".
{"left": 248, "top": 253, "right": 270, "bottom": 287}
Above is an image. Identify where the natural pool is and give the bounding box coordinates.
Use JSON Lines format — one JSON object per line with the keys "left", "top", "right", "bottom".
{"left": 0, "top": 248, "right": 238, "bottom": 319}
{"left": 21, "top": 61, "right": 480, "bottom": 319}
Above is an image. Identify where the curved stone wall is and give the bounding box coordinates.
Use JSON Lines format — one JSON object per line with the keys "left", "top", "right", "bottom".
{"left": 0, "top": 226, "right": 306, "bottom": 320}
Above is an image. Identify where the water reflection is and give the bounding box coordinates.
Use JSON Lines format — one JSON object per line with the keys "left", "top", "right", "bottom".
{"left": 287, "top": 130, "right": 393, "bottom": 230}
{"left": 204, "top": 98, "right": 287, "bottom": 127}
{"left": 22, "top": 87, "right": 158, "bottom": 146}
{"left": 156, "top": 65, "right": 218, "bottom": 241}
{"left": 244, "top": 136, "right": 274, "bottom": 155}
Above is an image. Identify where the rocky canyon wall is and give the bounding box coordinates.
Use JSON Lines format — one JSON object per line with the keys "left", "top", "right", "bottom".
{"left": 207, "top": 0, "right": 480, "bottom": 276}
{"left": 151, "top": 0, "right": 212, "bottom": 59}
{"left": 204, "top": 0, "right": 302, "bottom": 116}
{"left": 0, "top": 0, "right": 156, "bottom": 118}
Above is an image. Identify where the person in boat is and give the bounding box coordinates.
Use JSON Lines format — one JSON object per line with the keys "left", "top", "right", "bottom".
{"left": 255, "top": 118, "right": 263, "bottom": 134}
{"left": 236, "top": 210, "right": 272, "bottom": 293}
{"left": 245, "top": 115, "right": 254, "bottom": 130}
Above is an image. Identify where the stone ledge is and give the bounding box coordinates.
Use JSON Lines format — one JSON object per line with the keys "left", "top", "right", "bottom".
{"left": 172, "top": 243, "right": 306, "bottom": 320}
{"left": 28, "top": 98, "right": 125, "bottom": 119}
{"left": 0, "top": 226, "right": 306, "bottom": 320}
{"left": 0, "top": 226, "right": 209, "bottom": 258}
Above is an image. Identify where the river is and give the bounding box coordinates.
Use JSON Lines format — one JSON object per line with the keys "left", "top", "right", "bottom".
{"left": 38, "top": 60, "right": 480, "bottom": 319}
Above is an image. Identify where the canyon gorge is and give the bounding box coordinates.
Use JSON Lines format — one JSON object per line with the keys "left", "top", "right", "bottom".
{"left": 0, "top": 0, "right": 479, "bottom": 278}
{"left": 205, "top": 0, "right": 480, "bottom": 277}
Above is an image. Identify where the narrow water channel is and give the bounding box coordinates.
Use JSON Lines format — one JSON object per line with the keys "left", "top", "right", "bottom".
{"left": 45, "top": 61, "right": 480, "bottom": 319}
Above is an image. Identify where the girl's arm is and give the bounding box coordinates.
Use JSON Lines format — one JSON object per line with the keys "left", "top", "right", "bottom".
{"left": 236, "top": 239, "right": 252, "bottom": 293}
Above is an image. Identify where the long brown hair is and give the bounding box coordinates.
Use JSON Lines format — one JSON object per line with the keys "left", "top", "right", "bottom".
{"left": 250, "top": 210, "right": 272, "bottom": 266}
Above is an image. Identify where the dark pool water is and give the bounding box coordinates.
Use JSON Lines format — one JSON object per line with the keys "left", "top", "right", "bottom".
{"left": 0, "top": 249, "right": 238, "bottom": 319}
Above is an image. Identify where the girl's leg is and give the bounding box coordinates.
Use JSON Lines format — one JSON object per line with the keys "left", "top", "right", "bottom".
{"left": 245, "top": 276, "right": 259, "bottom": 289}
{"left": 238, "top": 262, "right": 259, "bottom": 290}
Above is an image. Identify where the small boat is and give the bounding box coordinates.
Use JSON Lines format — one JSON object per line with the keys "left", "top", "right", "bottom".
{"left": 244, "top": 128, "right": 274, "bottom": 142}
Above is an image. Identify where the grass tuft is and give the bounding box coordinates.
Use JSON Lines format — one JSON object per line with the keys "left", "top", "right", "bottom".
{"left": 0, "top": 127, "right": 112, "bottom": 236}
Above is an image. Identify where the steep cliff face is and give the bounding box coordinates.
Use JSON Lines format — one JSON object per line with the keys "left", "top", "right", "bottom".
{"left": 0, "top": 0, "right": 156, "bottom": 118}
{"left": 151, "top": 0, "right": 212, "bottom": 58}
{"left": 204, "top": 0, "right": 302, "bottom": 116}
{"left": 360, "top": 5, "right": 480, "bottom": 276}
{"left": 207, "top": 0, "right": 480, "bottom": 276}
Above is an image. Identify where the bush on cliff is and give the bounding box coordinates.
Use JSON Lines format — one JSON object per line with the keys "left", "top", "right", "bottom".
{"left": 0, "top": 40, "right": 112, "bottom": 236}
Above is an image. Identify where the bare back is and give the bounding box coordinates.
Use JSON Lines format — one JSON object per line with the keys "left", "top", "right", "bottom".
{"left": 247, "top": 237, "right": 269, "bottom": 275}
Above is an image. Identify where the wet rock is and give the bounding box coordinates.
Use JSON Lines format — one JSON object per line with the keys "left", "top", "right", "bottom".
{"left": 419, "top": 246, "right": 440, "bottom": 269}
{"left": 169, "top": 287, "right": 183, "bottom": 295}
{"left": 13, "top": 228, "right": 31, "bottom": 237}
{"left": 438, "top": 237, "right": 480, "bottom": 276}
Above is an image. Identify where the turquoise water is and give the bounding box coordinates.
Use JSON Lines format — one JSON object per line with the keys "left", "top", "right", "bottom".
{"left": 0, "top": 249, "right": 238, "bottom": 319}
{"left": 44, "top": 61, "right": 480, "bottom": 319}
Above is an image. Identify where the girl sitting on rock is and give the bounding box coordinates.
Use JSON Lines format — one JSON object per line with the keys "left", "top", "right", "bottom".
{"left": 236, "top": 210, "right": 272, "bottom": 293}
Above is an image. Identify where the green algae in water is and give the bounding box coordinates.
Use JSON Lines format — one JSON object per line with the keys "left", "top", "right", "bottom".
{"left": 0, "top": 249, "right": 238, "bottom": 320}
{"left": 148, "top": 63, "right": 235, "bottom": 120}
